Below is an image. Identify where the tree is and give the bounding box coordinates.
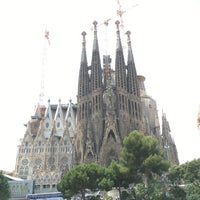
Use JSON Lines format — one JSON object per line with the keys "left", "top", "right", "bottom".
{"left": 0, "top": 171, "right": 10, "bottom": 200}
{"left": 57, "top": 163, "right": 111, "bottom": 199}
{"left": 120, "top": 130, "right": 170, "bottom": 184}
{"left": 182, "top": 159, "right": 200, "bottom": 200}
{"left": 167, "top": 158, "right": 200, "bottom": 199}
{"left": 182, "top": 159, "right": 200, "bottom": 183}
{"left": 97, "top": 166, "right": 114, "bottom": 194}
{"left": 134, "top": 183, "right": 147, "bottom": 200}
{"left": 167, "top": 165, "right": 184, "bottom": 186}
{"left": 167, "top": 164, "right": 186, "bottom": 199}
{"left": 168, "top": 186, "right": 186, "bottom": 200}
{"left": 117, "top": 131, "right": 170, "bottom": 199}
{"left": 107, "top": 160, "right": 131, "bottom": 199}
{"left": 186, "top": 180, "right": 200, "bottom": 200}
{"left": 134, "top": 179, "right": 168, "bottom": 200}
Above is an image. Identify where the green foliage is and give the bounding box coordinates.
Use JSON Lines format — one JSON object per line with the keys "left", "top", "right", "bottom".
{"left": 167, "top": 165, "right": 184, "bottom": 185}
{"left": 0, "top": 171, "right": 10, "bottom": 200}
{"left": 168, "top": 185, "right": 186, "bottom": 200}
{"left": 57, "top": 163, "right": 107, "bottom": 199}
{"left": 108, "top": 160, "right": 130, "bottom": 188}
{"left": 186, "top": 194, "right": 200, "bottom": 200}
{"left": 106, "top": 160, "right": 131, "bottom": 199}
{"left": 98, "top": 177, "right": 113, "bottom": 191}
{"left": 147, "top": 179, "right": 167, "bottom": 200}
{"left": 182, "top": 159, "right": 200, "bottom": 183}
{"left": 168, "top": 159, "right": 200, "bottom": 185}
{"left": 186, "top": 180, "right": 200, "bottom": 200}
{"left": 134, "top": 183, "right": 147, "bottom": 199}
{"left": 120, "top": 130, "right": 170, "bottom": 182}
{"left": 134, "top": 179, "right": 168, "bottom": 200}
{"left": 167, "top": 158, "right": 200, "bottom": 199}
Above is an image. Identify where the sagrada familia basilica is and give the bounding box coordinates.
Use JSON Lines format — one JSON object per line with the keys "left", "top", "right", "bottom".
{"left": 14, "top": 21, "right": 179, "bottom": 194}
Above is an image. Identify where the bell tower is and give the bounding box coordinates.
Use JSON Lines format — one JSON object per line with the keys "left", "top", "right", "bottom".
{"left": 74, "top": 21, "right": 142, "bottom": 166}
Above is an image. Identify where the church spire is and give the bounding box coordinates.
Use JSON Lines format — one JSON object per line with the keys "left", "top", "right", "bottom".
{"left": 81, "top": 31, "right": 87, "bottom": 64}
{"left": 162, "top": 112, "right": 179, "bottom": 165}
{"left": 78, "top": 31, "right": 89, "bottom": 97}
{"left": 90, "top": 21, "right": 102, "bottom": 91}
{"left": 115, "top": 20, "right": 126, "bottom": 90}
{"left": 92, "top": 21, "right": 98, "bottom": 50}
{"left": 126, "top": 31, "right": 139, "bottom": 96}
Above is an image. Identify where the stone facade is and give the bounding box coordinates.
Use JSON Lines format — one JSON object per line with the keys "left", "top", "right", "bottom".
{"left": 15, "top": 99, "right": 76, "bottom": 193}
{"left": 74, "top": 21, "right": 179, "bottom": 166}
{"left": 15, "top": 20, "right": 179, "bottom": 194}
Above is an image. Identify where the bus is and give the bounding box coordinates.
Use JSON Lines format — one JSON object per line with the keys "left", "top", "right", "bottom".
{"left": 26, "top": 192, "right": 63, "bottom": 200}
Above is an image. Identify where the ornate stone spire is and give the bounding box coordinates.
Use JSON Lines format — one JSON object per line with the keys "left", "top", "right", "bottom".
{"left": 81, "top": 31, "right": 87, "bottom": 63}
{"left": 78, "top": 31, "right": 89, "bottom": 97}
{"left": 115, "top": 20, "right": 126, "bottom": 90}
{"left": 91, "top": 20, "right": 102, "bottom": 91}
{"left": 92, "top": 21, "right": 98, "bottom": 50}
{"left": 44, "top": 98, "right": 53, "bottom": 121}
{"left": 115, "top": 20, "right": 121, "bottom": 50}
{"left": 126, "top": 30, "right": 139, "bottom": 96}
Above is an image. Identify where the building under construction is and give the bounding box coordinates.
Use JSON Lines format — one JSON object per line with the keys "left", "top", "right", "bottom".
{"left": 74, "top": 21, "right": 179, "bottom": 166}
{"left": 14, "top": 21, "right": 179, "bottom": 194}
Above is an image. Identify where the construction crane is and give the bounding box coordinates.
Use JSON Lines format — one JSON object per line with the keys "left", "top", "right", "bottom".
{"left": 116, "top": 0, "right": 125, "bottom": 31}
{"left": 90, "top": 0, "right": 138, "bottom": 32}
{"left": 33, "top": 30, "right": 50, "bottom": 119}
{"left": 89, "top": 0, "right": 139, "bottom": 55}
{"left": 116, "top": 0, "right": 139, "bottom": 32}
{"left": 40, "top": 29, "right": 50, "bottom": 103}
{"left": 44, "top": 30, "right": 50, "bottom": 45}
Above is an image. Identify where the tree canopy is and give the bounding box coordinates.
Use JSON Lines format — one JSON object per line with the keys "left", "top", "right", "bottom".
{"left": 58, "top": 130, "right": 174, "bottom": 199}
{"left": 57, "top": 163, "right": 111, "bottom": 199}
{"left": 106, "top": 160, "right": 131, "bottom": 199}
{"left": 0, "top": 171, "right": 10, "bottom": 200}
{"left": 120, "top": 130, "right": 170, "bottom": 183}
{"left": 167, "top": 158, "right": 200, "bottom": 199}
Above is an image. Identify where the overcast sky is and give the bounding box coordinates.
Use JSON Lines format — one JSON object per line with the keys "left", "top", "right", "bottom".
{"left": 0, "top": 0, "right": 200, "bottom": 172}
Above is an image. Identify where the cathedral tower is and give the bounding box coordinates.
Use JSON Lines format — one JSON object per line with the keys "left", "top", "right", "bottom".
{"left": 14, "top": 20, "right": 179, "bottom": 194}
{"left": 75, "top": 21, "right": 143, "bottom": 166}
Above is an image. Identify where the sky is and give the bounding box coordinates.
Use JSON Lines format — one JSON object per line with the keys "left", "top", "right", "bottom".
{"left": 0, "top": 0, "right": 200, "bottom": 172}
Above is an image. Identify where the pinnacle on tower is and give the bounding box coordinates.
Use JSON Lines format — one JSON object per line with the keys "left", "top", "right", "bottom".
{"left": 126, "top": 30, "right": 139, "bottom": 96}
{"left": 115, "top": 20, "right": 126, "bottom": 90}
{"left": 91, "top": 21, "right": 102, "bottom": 91}
{"left": 78, "top": 31, "right": 89, "bottom": 98}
